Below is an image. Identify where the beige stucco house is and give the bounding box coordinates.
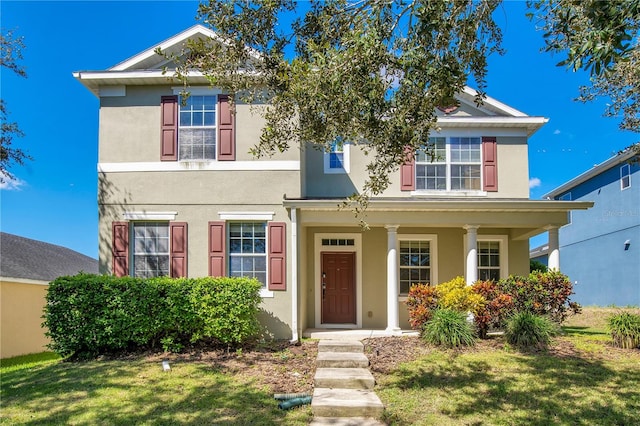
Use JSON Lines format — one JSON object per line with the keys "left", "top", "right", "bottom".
{"left": 74, "top": 25, "right": 592, "bottom": 341}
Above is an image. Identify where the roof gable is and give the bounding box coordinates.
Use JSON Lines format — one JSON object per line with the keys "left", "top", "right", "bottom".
{"left": 110, "top": 24, "right": 218, "bottom": 72}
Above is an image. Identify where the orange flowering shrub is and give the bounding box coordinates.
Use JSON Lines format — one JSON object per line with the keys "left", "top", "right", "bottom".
{"left": 405, "top": 283, "right": 439, "bottom": 329}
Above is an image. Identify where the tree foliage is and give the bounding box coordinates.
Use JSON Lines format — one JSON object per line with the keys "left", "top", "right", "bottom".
{"left": 164, "top": 0, "right": 504, "bottom": 209}
{"left": 1, "top": 28, "right": 31, "bottom": 184}
{"left": 528, "top": 0, "right": 640, "bottom": 135}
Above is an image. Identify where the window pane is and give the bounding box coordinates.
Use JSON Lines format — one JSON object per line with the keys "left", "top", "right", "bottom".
{"left": 178, "top": 95, "right": 216, "bottom": 161}
{"left": 228, "top": 222, "right": 267, "bottom": 286}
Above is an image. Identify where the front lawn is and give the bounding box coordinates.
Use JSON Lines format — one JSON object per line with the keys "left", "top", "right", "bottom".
{"left": 368, "top": 307, "right": 640, "bottom": 426}
{"left": 1, "top": 343, "right": 316, "bottom": 425}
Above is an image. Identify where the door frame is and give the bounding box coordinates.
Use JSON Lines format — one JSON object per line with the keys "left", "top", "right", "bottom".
{"left": 314, "top": 233, "right": 362, "bottom": 328}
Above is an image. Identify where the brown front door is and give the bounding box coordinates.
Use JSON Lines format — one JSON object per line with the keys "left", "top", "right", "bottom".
{"left": 321, "top": 252, "right": 356, "bottom": 324}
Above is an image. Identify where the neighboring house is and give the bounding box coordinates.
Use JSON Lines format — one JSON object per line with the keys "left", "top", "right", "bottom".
{"left": 529, "top": 244, "right": 549, "bottom": 267}
{"left": 73, "top": 25, "right": 592, "bottom": 340}
{"left": 544, "top": 148, "right": 640, "bottom": 306}
{"left": 0, "top": 232, "right": 98, "bottom": 358}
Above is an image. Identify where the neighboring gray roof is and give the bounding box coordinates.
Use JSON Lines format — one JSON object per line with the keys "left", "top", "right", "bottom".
{"left": 529, "top": 244, "right": 549, "bottom": 259}
{"left": 0, "top": 232, "right": 98, "bottom": 282}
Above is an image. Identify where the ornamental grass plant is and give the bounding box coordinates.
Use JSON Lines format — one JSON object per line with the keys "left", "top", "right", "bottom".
{"left": 505, "top": 311, "right": 559, "bottom": 349}
{"left": 423, "top": 308, "right": 476, "bottom": 348}
{"left": 607, "top": 311, "right": 640, "bottom": 349}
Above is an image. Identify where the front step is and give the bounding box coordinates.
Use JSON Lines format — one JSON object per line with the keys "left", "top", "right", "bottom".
{"left": 312, "top": 388, "right": 384, "bottom": 418}
{"left": 317, "top": 352, "right": 370, "bottom": 368}
{"left": 318, "top": 340, "right": 364, "bottom": 354}
{"left": 314, "top": 368, "right": 375, "bottom": 390}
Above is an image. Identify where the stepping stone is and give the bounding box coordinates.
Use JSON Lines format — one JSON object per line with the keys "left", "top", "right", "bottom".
{"left": 312, "top": 388, "right": 384, "bottom": 419}
{"left": 317, "top": 352, "right": 370, "bottom": 368}
{"left": 314, "top": 367, "right": 375, "bottom": 390}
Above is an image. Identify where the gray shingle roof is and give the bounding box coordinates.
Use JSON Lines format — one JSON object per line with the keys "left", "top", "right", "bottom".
{"left": 0, "top": 232, "right": 98, "bottom": 282}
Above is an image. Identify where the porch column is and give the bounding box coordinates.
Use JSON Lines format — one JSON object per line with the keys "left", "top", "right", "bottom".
{"left": 290, "top": 208, "right": 299, "bottom": 343}
{"left": 547, "top": 226, "right": 560, "bottom": 271}
{"left": 385, "top": 225, "right": 401, "bottom": 333}
{"left": 464, "top": 225, "right": 479, "bottom": 285}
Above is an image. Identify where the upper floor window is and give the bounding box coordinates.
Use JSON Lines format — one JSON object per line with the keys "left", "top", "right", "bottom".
{"left": 621, "top": 164, "right": 631, "bottom": 190}
{"left": 416, "top": 137, "right": 481, "bottom": 191}
{"left": 179, "top": 95, "right": 216, "bottom": 161}
{"left": 324, "top": 137, "right": 350, "bottom": 174}
{"left": 161, "top": 93, "right": 234, "bottom": 162}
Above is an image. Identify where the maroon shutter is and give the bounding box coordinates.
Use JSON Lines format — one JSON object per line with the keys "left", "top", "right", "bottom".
{"left": 112, "top": 222, "right": 129, "bottom": 277}
{"left": 482, "top": 136, "right": 498, "bottom": 192}
{"left": 170, "top": 222, "right": 188, "bottom": 277}
{"left": 208, "top": 221, "right": 226, "bottom": 277}
{"left": 400, "top": 146, "right": 415, "bottom": 191}
{"left": 161, "top": 95, "right": 178, "bottom": 161}
{"left": 217, "top": 95, "right": 236, "bottom": 161}
{"left": 268, "top": 222, "right": 286, "bottom": 291}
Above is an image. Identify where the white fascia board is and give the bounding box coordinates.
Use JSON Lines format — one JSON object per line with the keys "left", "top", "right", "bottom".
{"left": 110, "top": 24, "right": 262, "bottom": 72}
{"left": 282, "top": 198, "right": 594, "bottom": 212}
{"left": 98, "top": 160, "right": 300, "bottom": 173}
{"left": 543, "top": 149, "right": 638, "bottom": 198}
{"left": 462, "top": 86, "right": 528, "bottom": 117}
{"left": 110, "top": 25, "right": 217, "bottom": 71}
{"left": 436, "top": 116, "right": 548, "bottom": 136}
{"left": 0, "top": 276, "right": 50, "bottom": 286}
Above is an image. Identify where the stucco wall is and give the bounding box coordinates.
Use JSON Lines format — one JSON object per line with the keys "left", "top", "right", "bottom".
{"left": 99, "top": 86, "right": 298, "bottom": 163}
{"left": 1, "top": 280, "right": 51, "bottom": 358}
{"left": 303, "top": 134, "right": 530, "bottom": 199}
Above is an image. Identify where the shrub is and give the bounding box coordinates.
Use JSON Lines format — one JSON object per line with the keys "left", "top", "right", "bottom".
{"left": 493, "top": 271, "right": 581, "bottom": 323}
{"left": 505, "top": 312, "right": 558, "bottom": 349}
{"left": 472, "top": 280, "right": 514, "bottom": 338}
{"left": 607, "top": 312, "right": 640, "bottom": 349}
{"left": 530, "top": 259, "right": 548, "bottom": 273}
{"left": 436, "top": 276, "right": 485, "bottom": 314}
{"left": 423, "top": 309, "right": 476, "bottom": 348}
{"left": 43, "top": 274, "right": 262, "bottom": 358}
{"left": 406, "top": 283, "right": 439, "bottom": 329}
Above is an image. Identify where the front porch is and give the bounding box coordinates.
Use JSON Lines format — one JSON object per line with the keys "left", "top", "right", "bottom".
{"left": 285, "top": 198, "right": 592, "bottom": 342}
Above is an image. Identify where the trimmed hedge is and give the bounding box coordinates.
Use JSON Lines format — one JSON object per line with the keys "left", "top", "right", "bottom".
{"left": 43, "top": 274, "right": 262, "bottom": 358}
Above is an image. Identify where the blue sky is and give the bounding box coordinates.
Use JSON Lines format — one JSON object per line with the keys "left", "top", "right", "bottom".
{"left": 2, "top": 1, "right": 638, "bottom": 259}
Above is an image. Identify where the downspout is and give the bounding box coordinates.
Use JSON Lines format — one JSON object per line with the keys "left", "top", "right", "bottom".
{"left": 290, "top": 207, "right": 299, "bottom": 343}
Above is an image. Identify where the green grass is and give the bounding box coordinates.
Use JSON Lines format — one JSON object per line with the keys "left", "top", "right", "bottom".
{"left": 377, "top": 307, "right": 640, "bottom": 425}
{"left": 1, "top": 354, "right": 311, "bottom": 425}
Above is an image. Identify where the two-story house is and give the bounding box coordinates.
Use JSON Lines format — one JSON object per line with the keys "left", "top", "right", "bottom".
{"left": 543, "top": 148, "right": 639, "bottom": 306}
{"left": 74, "top": 25, "right": 592, "bottom": 341}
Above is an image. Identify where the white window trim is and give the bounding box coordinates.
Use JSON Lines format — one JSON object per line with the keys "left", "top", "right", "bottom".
{"left": 621, "top": 164, "right": 631, "bottom": 190}
{"left": 227, "top": 221, "right": 272, "bottom": 298}
{"left": 219, "top": 212, "right": 275, "bottom": 221}
{"left": 397, "top": 234, "right": 438, "bottom": 301}
{"left": 123, "top": 211, "right": 177, "bottom": 221}
{"left": 413, "top": 134, "right": 483, "bottom": 194}
{"left": 464, "top": 234, "right": 508, "bottom": 281}
{"left": 323, "top": 142, "right": 350, "bottom": 174}
{"left": 313, "top": 233, "right": 362, "bottom": 328}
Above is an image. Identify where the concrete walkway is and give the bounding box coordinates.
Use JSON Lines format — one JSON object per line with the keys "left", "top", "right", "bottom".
{"left": 310, "top": 340, "right": 386, "bottom": 426}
